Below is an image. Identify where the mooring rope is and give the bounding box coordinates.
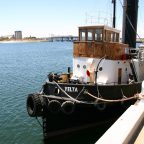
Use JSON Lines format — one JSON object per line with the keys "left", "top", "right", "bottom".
{"left": 36, "top": 117, "right": 43, "bottom": 128}
{"left": 138, "top": 93, "right": 144, "bottom": 100}
{"left": 53, "top": 81, "right": 83, "bottom": 103}
{"left": 53, "top": 81, "right": 142, "bottom": 104}
{"left": 85, "top": 91, "right": 139, "bottom": 103}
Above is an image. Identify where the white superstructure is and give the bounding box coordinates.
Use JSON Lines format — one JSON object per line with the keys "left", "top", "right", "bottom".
{"left": 71, "top": 25, "right": 144, "bottom": 85}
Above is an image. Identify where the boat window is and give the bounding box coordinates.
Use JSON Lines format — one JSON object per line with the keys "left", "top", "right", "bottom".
{"left": 116, "top": 33, "right": 119, "bottom": 42}
{"left": 104, "top": 30, "right": 107, "bottom": 41}
{"left": 111, "top": 33, "right": 113, "bottom": 42}
{"left": 112, "top": 33, "right": 116, "bottom": 42}
{"left": 107, "top": 31, "right": 111, "bottom": 42}
{"left": 80, "top": 30, "right": 86, "bottom": 41}
{"left": 87, "top": 30, "right": 93, "bottom": 41}
{"left": 95, "top": 29, "right": 102, "bottom": 41}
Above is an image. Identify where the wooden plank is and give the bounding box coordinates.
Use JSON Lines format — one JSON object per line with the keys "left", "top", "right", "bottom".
{"left": 73, "top": 41, "right": 129, "bottom": 60}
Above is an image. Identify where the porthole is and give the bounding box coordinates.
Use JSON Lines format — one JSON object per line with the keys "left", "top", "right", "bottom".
{"left": 99, "top": 67, "right": 103, "bottom": 71}
{"left": 77, "top": 64, "right": 80, "bottom": 68}
{"left": 83, "top": 65, "right": 86, "bottom": 69}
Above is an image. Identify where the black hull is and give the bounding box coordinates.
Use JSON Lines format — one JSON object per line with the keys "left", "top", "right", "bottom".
{"left": 43, "top": 82, "right": 141, "bottom": 102}
{"left": 43, "top": 103, "right": 126, "bottom": 139}
{"left": 27, "top": 82, "right": 142, "bottom": 139}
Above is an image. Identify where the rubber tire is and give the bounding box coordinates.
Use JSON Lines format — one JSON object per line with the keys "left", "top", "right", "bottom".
{"left": 27, "top": 94, "right": 43, "bottom": 117}
{"left": 48, "top": 100, "right": 61, "bottom": 114}
{"left": 61, "top": 101, "right": 75, "bottom": 115}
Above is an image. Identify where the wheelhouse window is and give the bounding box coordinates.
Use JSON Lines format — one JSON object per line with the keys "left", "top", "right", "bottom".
{"left": 87, "top": 30, "right": 93, "bottom": 41}
{"left": 111, "top": 32, "right": 119, "bottom": 42}
{"left": 80, "top": 30, "right": 86, "bottom": 41}
{"left": 107, "top": 31, "right": 111, "bottom": 42}
{"left": 116, "top": 33, "right": 119, "bottom": 42}
{"left": 95, "top": 29, "right": 102, "bottom": 41}
{"left": 112, "top": 32, "right": 116, "bottom": 42}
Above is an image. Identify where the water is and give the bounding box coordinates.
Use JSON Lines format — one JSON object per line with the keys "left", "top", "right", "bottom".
{"left": 0, "top": 41, "right": 119, "bottom": 144}
{"left": 0, "top": 42, "right": 73, "bottom": 144}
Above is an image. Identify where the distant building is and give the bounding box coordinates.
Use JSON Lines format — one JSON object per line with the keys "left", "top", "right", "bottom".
{"left": 15, "top": 31, "right": 22, "bottom": 40}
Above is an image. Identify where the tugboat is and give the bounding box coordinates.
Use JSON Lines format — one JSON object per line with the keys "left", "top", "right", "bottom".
{"left": 26, "top": 0, "right": 144, "bottom": 139}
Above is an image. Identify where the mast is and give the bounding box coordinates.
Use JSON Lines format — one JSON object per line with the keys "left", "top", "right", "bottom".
{"left": 122, "top": 0, "right": 139, "bottom": 48}
{"left": 112, "top": 0, "right": 116, "bottom": 28}
{"left": 122, "top": 0, "right": 127, "bottom": 43}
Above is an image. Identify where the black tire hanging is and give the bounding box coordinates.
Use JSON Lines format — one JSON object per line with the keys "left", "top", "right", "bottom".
{"left": 27, "top": 94, "right": 43, "bottom": 117}
{"left": 48, "top": 100, "right": 61, "bottom": 114}
{"left": 61, "top": 101, "right": 75, "bottom": 115}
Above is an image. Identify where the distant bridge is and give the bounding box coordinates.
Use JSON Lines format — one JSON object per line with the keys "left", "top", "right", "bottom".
{"left": 45, "top": 36, "right": 143, "bottom": 43}
{"left": 46, "top": 36, "right": 78, "bottom": 42}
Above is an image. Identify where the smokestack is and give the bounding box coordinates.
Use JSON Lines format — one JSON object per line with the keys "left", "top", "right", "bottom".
{"left": 122, "top": 0, "right": 139, "bottom": 48}
{"left": 112, "top": 0, "right": 116, "bottom": 28}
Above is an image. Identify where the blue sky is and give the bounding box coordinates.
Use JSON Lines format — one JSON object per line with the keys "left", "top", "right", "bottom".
{"left": 0, "top": 0, "right": 143, "bottom": 37}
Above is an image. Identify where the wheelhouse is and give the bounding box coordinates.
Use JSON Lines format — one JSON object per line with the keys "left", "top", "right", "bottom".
{"left": 74, "top": 25, "right": 129, "bottom": 60}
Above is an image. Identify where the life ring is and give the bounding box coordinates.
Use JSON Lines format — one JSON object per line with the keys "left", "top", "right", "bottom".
{"left": 48, "top": 100, "right": 61, "bottom": 114}
{"left": 61, "top": 101, "right": 75, "bottom": 115}
{"left": 26, "top": 94, "right": 43, "bottom": 117}
{"left": 96, "top": 103, "right": 106, "bottom": 111}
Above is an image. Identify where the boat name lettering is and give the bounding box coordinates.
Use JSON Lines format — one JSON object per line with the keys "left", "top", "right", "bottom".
{"left": 64, "top": 87, "right": 78, "bottom": 92}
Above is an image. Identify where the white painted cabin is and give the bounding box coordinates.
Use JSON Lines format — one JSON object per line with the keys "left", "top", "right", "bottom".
{"left": 71, "top": 25, "right": 144, "bottom": 84}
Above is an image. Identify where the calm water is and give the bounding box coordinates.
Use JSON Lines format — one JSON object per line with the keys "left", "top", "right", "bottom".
{"left": 0, "top": 42, "right": 72, "bottom": 144}
{"left": 0, "top": 42, "right": 113, "bottom": 144}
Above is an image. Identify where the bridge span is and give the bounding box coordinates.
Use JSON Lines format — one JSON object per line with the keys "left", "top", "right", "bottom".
{"left": 46, "top": 36, "right": 78, "bottom": 42}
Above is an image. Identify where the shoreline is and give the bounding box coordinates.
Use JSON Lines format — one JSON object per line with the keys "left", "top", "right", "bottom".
{"left": 0, "top": 39, "right": 48, "bottom": 43}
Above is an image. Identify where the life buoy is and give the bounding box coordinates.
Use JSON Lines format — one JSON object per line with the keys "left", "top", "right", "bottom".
{"left": 26, "top": 94, "right": 43, "bottom": 117}
{"left": 48, "top": 100, "right": 61, "bottom": 114}
{"left": 61, "top": 101, "right": 75, "bottom": 115}
{"left": 96, "top": 103, "right": 106, "bottom": 111}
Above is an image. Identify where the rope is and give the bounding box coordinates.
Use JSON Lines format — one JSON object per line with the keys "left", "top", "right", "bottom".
{"left": 36, "top": 117, "right": 43, "bottom": 128}
{"left": 53, "top": 81, "right": 140, "bottom": 104}
{"left": 118, "top": 0, "right": 144, "bottom": 44}
{"left": 121, "top": 88, "right": 127, "bottom": 99}
{"left": 85, "top": 91, "right": 139, "bottom": 103}
{"left": 53, "top": 81, "right": 102, "bottom": 104}
{"left": 95, "top": 55, "right": 106, "bottom": 84}
{"left": 139, "top": 93, "right": 144, "bottom": 100}
{"left": 53, "top": 81, "right": 83, "bottom": 103}
{"left": 75, "top": 86, "right": 85, "bottom": 100}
